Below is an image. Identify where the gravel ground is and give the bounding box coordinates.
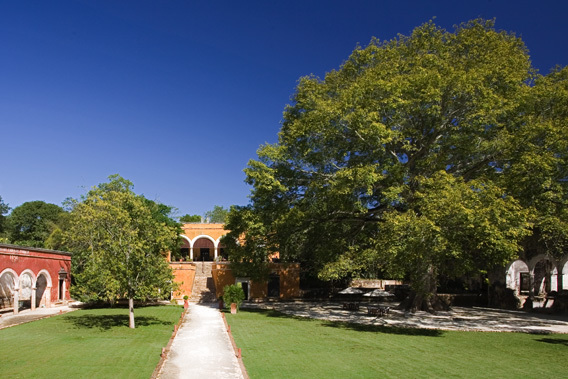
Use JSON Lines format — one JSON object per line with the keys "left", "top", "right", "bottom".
{"left": 242, "top": 301, "right": 568, "bottom": 334}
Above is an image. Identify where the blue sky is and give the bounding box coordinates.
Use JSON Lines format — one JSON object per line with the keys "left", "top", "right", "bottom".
{"left": 1, "top": 0, "right": 567, "bottom": 217}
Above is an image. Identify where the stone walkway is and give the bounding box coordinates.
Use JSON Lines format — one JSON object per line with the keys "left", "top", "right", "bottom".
{"left": 159, "top": 303, "right": 244, "bottom": 379}
{"left": 243, "top": 301, "right": 568, "bottom": 334}
{"left": 0, "top": 302, "right": 79, "bottom": 329}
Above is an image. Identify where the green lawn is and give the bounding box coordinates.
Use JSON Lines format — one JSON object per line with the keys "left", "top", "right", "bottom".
{"left": 0, "top": 305, "right": 183, "bottom": 378}
{"left": 225, "top": 308, "right": 568, "bottom": 379}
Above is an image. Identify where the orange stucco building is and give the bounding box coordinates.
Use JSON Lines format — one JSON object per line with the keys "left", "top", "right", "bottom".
{"left": 169, "top": 223, "right": 300, "bottom": 303}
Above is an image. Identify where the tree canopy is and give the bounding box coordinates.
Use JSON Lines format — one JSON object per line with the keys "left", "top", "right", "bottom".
{"left": 5, "top": 200, "right": 65, "bottom": 248}
{"left": 204, "top": 205, "right": 230, "bottom": 223}
{"left": 224, "top": 19, "right": 567, "bottom": 311}
{"left": 0, "top": 196, "right": 10, "bottom": 241}
{"left": 180, "top": 214, "right": 201, "bottom": 223}
{"left": 63, "top": 175, "right": 181, "bottom": 328}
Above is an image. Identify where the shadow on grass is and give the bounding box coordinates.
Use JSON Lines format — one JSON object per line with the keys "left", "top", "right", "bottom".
{"left": 238, "top": 308, "right": 443, "bottom": 337}
{"left": 320, "top": 320, "right": 443, "bottom": 336}
{"left": 65, "top": 314, "right": 170, "bottom": 331}
{"left": 537, "top": 337, "right": 568, "bottom": 346}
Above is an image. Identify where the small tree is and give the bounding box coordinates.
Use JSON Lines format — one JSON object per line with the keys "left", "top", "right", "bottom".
{"left": 64, "top": 175, "right": 180, "bottom": 328}
{"left": 222, "top": 284, "right": 245, "bottom": 311}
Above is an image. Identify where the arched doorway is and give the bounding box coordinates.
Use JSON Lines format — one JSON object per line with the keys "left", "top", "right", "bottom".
{"left": 35, "top": 271, "right": 51, "bottom": 308}
{"left": 19, "top": 271, "right": 34, "bottom": 310}
{"left": 193, "top": 237, "right": 215, "bottom": 261}
{"left": 506, "top": 259, "right": 530, "bottom": 295}
{"left": 531, "top": 258, "right": 558, "bottom": 295}
{"left": 0, "top": 270, "right": 17, "bottom": 310}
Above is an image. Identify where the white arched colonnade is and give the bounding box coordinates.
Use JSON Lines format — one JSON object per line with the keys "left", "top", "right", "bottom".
{"left": 180, "top": 234, "right": 226, "bottom": 260}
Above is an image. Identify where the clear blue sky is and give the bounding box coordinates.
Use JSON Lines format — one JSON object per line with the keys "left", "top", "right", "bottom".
{"left": 1, "top": 0, "right": 567, "bottom": 217}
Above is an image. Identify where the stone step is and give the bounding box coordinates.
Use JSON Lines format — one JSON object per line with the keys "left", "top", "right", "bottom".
{"left": 190, "top": 263, "right": 216, "bottom": 303}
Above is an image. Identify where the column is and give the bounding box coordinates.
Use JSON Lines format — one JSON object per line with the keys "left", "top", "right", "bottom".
{"left": 46, "top": 286, "right": 51, "bottom": 308}
{"left": 31, "top": 286, "right": 36, "bottom": 311}
{"left": 13, "top": 287, "right": 19, "bottom": 315}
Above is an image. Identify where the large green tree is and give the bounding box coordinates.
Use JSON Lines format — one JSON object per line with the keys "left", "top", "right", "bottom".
{"left": 6, "top": 200, "right": 65, "bottom": 248}
{"left": 64, "top": 175, "right": 180, "bottom": 328}
{"left": 225, "top": 20, "right": 565, "bottom": 311}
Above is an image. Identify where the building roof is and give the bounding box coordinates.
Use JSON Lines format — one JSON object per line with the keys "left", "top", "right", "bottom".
{"left": 0, "top": 243, "right": 73, "bottom": 256}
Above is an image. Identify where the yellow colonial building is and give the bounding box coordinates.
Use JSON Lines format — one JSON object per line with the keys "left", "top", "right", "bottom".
{"left": 169, "top": 223, "right": 300, "bottom": 303}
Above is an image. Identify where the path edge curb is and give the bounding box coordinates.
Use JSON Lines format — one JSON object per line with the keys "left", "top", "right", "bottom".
{"left": 151, "top": 306, "right": 187, "bottom": 379}
{"left": 221, "top": 310, "right": 250, "bottom": 379}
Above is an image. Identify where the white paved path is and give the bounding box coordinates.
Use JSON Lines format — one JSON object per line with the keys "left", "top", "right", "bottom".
{"left": 159, "top": 303, "right": 244, "bottom": 379}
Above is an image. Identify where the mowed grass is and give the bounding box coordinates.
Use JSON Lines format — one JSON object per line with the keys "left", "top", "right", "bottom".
{"left": 0, "top": 305, "right": 183, "bottom": 378}
{"left": 225, "top": 308, "right": 568, "bottom": 379}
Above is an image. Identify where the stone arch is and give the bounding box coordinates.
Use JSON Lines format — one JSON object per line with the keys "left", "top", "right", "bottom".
{"left": 528, "top": 254, "right": 558, "bottom": 295}
{"left": 35, "top": 270, "right": 52, "bottom": 308}
{"left": 19, "top": 270, "right": 35, "bottom": 309}
{"left": 505, "top": 259, "right": 529, "bottom": 294}
{"left": 192, "top": 235, "right": 216, "bottom": 261}
{"left": 176, "top": 234, "right": 192, "bottom": 261}
{"left": 0, "top": 268, "right": 18, "bottom": 310}
{"left": 216, "top": 235, "right": 227, "bottom": 260}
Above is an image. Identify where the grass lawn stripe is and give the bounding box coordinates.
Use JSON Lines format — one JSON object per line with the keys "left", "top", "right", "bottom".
{"left": 225, "top": 308, "right": 568, "bottom": 379}
{"left": 0, "top": 305, "right": 183, "bottom": 378}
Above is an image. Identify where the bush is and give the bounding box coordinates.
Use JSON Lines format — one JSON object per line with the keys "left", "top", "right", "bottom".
{"left": 223, "top": 284, "right": 245, "bottom": 310}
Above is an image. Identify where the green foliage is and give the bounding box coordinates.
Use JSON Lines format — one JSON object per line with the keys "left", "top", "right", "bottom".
{"left": 180, "top": 213, "right": 201, "bottom": 223}
{"left": 224, "top": 19, "right": 566, "bottom": 308}
{"left": 222, "top": 284, "right": 245, "bottom": 310}
{"left": 204, "top": 205, "right": 230, "bottom": 223}
{"left": 5, "top": 200, "right": 65, "bottom": 248}
{"left": 0, "top": 195, "right": 9, "bottom": 237}
{"left": 64, "top": 175, "right": 180, "bottom": 315}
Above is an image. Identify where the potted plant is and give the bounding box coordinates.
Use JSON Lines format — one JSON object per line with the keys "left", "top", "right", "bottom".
{"left": 223, "top": 284, "right": 245, "bottom": 314}
{"left": 183, "top": 295, "right": 189, "bottom": 309}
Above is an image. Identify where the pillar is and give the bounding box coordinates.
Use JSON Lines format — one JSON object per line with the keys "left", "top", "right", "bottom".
{"left": 190, "top": 247, "right": 194, "bottom": 260}
{"left": 13, "top": 287, "right": 19, "bottom": 315}
{"left": 46, "top": 286, "right": 51, "bottom": 308}
{"left": 31, "top": 286, "right": 36, "bottom": 311}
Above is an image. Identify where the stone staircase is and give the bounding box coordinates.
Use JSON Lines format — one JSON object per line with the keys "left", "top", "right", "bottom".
{"left": 190, "top": 262, "right": 217, "bottom": 303}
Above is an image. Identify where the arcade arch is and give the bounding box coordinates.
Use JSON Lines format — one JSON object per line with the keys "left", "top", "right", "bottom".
{"left": 0, "top": 269, "right": 18, "bottom": 310}
{"left": 175, "top": 233, "right": 227, "bottom": 261}
{"left": 35, "top": 270, "right": 52, "bottom": 308}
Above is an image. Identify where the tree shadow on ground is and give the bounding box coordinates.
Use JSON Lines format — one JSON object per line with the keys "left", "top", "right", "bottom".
{"left": 320, "top": 319, "right": 443, "bottom": 337}
{"left": 238, "top": 308, "right": 443, "bottom": 337}
{"left": 64, "top": 314, "right": 170, "bottom": 331}
{"left": 537, "top": 337, "right": 568, "bottom": 346}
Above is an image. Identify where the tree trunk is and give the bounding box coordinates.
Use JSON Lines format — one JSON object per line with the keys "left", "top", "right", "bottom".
{"left": 396, "top": 265, "right": 450, "bottom": 313}
{"left": 129, "top": 297, "right": 135, "bottom": 329}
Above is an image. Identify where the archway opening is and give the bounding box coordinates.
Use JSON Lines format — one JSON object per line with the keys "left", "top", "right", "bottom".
{"left": 533, "top": 259, "right": 558, "bottom": 296}
{"left": 0, "top": 271, "right": 17, "bottom": 310}
{"left": 194, "top": 238, "right": 214, "bottom": 262}
{"left": 506, "top": 260, "right": 529, "bottom": 295}
{"left": 35, "top": 274, "right": 48, "bottom": 308}
{"left": 20, "top": 272, "right": 33, "bottom": 310}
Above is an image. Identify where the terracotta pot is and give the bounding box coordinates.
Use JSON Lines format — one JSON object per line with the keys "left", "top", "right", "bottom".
{"left": 184, "top": 300, "right": 189, "bottom": 309}
{"left": 230, "top": 303, "right": 237, "bottom": 314}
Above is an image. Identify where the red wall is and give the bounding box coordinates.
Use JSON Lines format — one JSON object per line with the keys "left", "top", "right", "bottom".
{"left": 0, "top": 244, "right": 72, "bottom": 302}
